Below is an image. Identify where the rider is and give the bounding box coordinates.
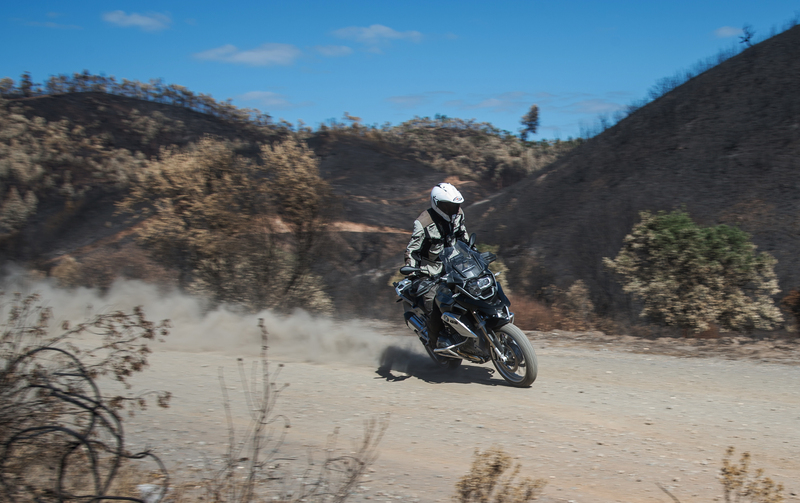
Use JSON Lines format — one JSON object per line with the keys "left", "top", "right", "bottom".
{"left": 404, "top": 182, "right": 469, "bottom": 349}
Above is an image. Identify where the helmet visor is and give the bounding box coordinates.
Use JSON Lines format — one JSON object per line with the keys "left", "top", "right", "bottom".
{"left": 437, "top": 201, "right": 461, "bottom": 217}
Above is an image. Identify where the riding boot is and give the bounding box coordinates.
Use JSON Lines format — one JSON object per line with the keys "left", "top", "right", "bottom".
{"left": 427, "top": 308, "right": 443, "bottom": 349}
{"left": 423, "top": 285, "right": 441, "bottom": 348}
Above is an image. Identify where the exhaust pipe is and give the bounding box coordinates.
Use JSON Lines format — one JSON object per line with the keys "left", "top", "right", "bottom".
{"left": 441, "top": 312, "right": 479, "bottom": 339}
{"left": 404, "top": 312, "right": 429, "bottom": 343}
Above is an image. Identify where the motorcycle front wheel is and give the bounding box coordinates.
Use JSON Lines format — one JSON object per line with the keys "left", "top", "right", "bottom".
{"left": 490, "top": 324, "right": 538, "bottom": 387}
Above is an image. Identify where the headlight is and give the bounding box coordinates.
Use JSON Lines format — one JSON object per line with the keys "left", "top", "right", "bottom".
{"left": 464, "top": 275, "right": 495, "bottom": 299}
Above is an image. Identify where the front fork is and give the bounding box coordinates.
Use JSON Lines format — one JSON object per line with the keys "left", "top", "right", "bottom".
{"left": 472, "top": 312, "right": 508, "bottom": 363}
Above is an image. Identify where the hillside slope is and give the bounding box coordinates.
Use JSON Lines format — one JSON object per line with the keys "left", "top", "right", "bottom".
{"left": 0, "top": 93, "right": 502, "bottom": 316}
{"left": 309, "top": 133, "right": 496, "bottom": 316}
{"left": 469, "top": 25, "right": 800, "bottom": 319}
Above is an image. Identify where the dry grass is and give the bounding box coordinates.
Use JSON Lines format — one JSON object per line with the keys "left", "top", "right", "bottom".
{"left": 720, "top": 447, "right": 785, "bottom": 503}
{"left": 658, "top": 447, "right": 786, "bottom": 503}
{"left": 508, "top": 294, "right": 561, "bottom": 331}
{"left": 196, "top": 320, "right": 386, "bottom": 503}
{"left": 509, "top": 285, "right": 595, "bottom": 332}
{"left": 453, "top": 446, "right": 546, "bottom": 503}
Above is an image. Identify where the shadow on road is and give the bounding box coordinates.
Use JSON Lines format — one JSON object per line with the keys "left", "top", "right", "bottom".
{"left": 375, "top": 345, "right": 501, "bottom": 386}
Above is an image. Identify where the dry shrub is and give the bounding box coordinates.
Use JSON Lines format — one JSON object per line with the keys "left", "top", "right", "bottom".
{"left": 50, "top": 245, "right": 179, "bottom": 290}
{"left": 118, "top": 136, "right": 333, "bottom": 313}
{"left": 200, "top": 320, "right": 385, "bottom": 503}
{"left": 454, "top": 446, "right": 546, "bottom": 503}
{"left": 0, "top": 98, "right": 146, "bottom": 224}
{"left": 720, "top": 447, "right": 785, "bottom": 503}
{"left": 0, "top": 187, "right": 38, "bottom": 234}
{"left": 508, "top": 294, "right": 560, "bottom": 331}
{"left": 779, "top": 289, "right": 800, "bottom": 333}
{"left": 509, "top": 280, "right": 595, "bottom": 332}
{"left": 50, "top": 255, "right": 82, "bottom": 287}
{"left": 561, "top": 280, "right": 595, "bottom": 330}
{"left": 0, "top": 292, "right": 171, "bottom": 501}
{"left": 662, "top": 447, "right": 788, "bottom": 503}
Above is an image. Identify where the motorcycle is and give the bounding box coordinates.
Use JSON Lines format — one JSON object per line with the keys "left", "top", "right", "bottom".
{"left": 393, "top": 234, "right": 538, "bottom": 387}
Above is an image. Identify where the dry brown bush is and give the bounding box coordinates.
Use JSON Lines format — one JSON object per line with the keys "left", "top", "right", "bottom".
{"left": 0, "top": 291, "right": 171, "bottom": 501}
{"left": 779, "top": 289, "right": 800, "bottom": 333}
{"left": 660, "top": 447, "right": 787, "bottom": 503}
{"left": 509, "top": 280, "right": 596, "bottom": 332}
{"left": 118, "top": 136, "right": 333, "bottom": 313}
{"left": 50, "top": 245, "right": 179, "bottom": 291}
{"left": 453, "top": 446, "right": 546, "bottom": 503}
{"left": 198, "top": 320, "right": 386, "bottom": 503}
{"left": 508, "top": 294, "right": 560, "bottom": 331}
{"left": 50, "top": 255, "right": 82, "bottom": 287}
{"left": 720, "top": 447, "right": 785, "bottom": 503}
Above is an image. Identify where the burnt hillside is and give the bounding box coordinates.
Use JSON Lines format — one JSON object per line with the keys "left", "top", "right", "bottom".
{"left": 0, "top": 91, "right": 505, "bottom": 317}
{"left": 12, "top": 91, "right": 281, "bottom": 157}
{"left": 469, "top": 25, "right": 800, "bottom": 317}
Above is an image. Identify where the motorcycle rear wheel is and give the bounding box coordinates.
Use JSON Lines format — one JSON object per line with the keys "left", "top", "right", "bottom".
{"left": 424, "top": 345, "right": 462, "bottom": 370}
{"left": 490, "top": 324, "right": 538, "bottom": 387}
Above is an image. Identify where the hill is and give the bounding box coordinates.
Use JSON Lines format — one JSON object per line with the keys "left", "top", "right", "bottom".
{"left": 0, "top": 84, "right": 580, "bottom": 318}
{"left": 469, "top": 25, "right": 800, "bottom": 327}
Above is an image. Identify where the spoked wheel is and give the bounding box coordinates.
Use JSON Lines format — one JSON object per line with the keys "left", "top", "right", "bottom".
{"left": 424, "top": 345, "right": 462, "bottom": 370}
{"left": 490, "top": 324, "right": 538, "bottom": 387}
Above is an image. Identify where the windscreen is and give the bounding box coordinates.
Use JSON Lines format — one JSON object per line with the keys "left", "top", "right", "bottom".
{"left": 441, "top": 241, "right": 485, "bottom": 280}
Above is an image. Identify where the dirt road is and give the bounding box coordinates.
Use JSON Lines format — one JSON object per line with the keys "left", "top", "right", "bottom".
{"left": 118, "top": 326, "right": 800, "bottom": 503}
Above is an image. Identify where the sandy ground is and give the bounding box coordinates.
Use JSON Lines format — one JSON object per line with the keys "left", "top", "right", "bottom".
{"left": 112, "top": 326, "right": 800, "bottom": 503}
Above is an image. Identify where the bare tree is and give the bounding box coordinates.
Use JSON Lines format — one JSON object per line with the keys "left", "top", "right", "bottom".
{"left": 740, "top": 24, "right": 756, "bottom": 47}
{"left": 519, "top": 104, "right": 539, "bottom": 141}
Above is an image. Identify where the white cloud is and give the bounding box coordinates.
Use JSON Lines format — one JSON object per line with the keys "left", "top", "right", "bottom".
{"left": 332, "top": 24, "right": 422, "bottom": 52}
{"left": 103, "top": 11, "right": 171, "bottom": 31}
{"left": 194, "top": 43, "right": 302, "bottom": 66}
{"left": 315, "top": 45, "right": 353, "bottom": 57}
{"left": 715, "top": 26, "right": 743, "bottom": 38}
{"left": 238, "top": 91, "right": 312, "bottom": 110}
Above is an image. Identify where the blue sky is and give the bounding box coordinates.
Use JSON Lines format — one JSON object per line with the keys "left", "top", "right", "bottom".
{"left": 2, "top": 1, "right": 798, "bottom": 139}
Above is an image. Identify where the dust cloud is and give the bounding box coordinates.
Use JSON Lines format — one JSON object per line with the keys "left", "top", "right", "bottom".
{"left": 0, "top": 271, "right": 420, "bottom": 367}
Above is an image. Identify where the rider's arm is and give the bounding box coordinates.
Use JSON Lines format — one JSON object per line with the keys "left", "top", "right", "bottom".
{"left": 455, "top": 210, "right": 468, "bottom": 243}
{"left": 404, "top": 219, "right": 426, "bottom": 268}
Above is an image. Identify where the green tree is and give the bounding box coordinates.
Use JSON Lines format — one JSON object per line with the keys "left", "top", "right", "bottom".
{"left": 519, "top": 104, "right": 539, "bottom": 141}
{"left": 604, "top": 209, "right": 783, "bottom": 333}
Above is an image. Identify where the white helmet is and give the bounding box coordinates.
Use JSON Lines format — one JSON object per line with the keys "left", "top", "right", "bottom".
{"left": 430, "top": 182, "right": 464, "bottom": 221}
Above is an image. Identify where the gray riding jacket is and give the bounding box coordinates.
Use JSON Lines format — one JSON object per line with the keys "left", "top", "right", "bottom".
{"left": 404, "top": 208, "right": 468, "bottom": 277}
